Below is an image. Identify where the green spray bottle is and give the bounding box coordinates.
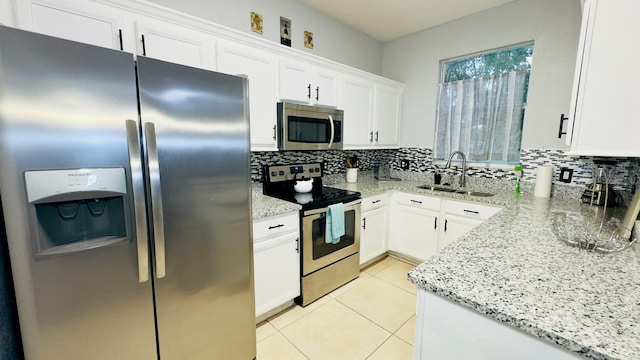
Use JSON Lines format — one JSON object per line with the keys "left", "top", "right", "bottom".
{"left": 514, "top": 164, "right": 523, "bottom": 196}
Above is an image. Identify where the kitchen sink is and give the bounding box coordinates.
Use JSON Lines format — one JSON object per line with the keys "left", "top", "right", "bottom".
{"left": 417, "top": 185, "right": 495, "bottom": 197}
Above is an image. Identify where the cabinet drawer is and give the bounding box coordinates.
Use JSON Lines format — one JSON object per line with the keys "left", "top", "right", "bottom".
{"left": 444, "top": 200, "right": 501, "bottom": 220}
{"left": 395, "top": 192, "right": 441, "bottom": 211}
{"left": 253, "top": 212, "right": 299, "bottom": 240}
{"left": 361, "top": 193, "right": 388, "bottom": 211}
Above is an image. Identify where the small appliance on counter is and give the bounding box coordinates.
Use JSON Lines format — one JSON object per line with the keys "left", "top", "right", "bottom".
{"left": 581, "top": 161, "right": 617, "bottom": 207}
{"left": 374, "top": 164, "right": 390, "bottom": 181}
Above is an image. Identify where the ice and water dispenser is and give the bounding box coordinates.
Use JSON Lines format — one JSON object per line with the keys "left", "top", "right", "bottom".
{"left": 24, "top": 168, "right": 129, "bottom": 258}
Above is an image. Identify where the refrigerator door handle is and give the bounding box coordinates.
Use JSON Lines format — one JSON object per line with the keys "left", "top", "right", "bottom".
{"left": 126, "top": 120, "right": 150, "bottom": 283}
{"left": 144, "top": 122, "right": 166, "bottom": 279}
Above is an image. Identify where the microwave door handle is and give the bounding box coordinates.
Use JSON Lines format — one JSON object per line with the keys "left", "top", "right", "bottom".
{"left": 126, "top": 120, "right": 149, "bottom": 283}
{"left": 328, "top": 115, "right": 335, "bottom": 149}
{"left": 144, "top": 122, "right": 166, "bottom": 279}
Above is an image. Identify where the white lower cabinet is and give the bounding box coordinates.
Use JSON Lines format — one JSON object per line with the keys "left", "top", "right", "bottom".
{"left": 360, "top": 194, "right": 389, "bottom": 265}
{"left": 391, "top": 193, "right": 441, "bottom": 261}
{"left": 252, "top": 212, "right": 300, "bottom": 318}
{"left": 438, "top": 200, "right": 502, "bottom": 252}
{"left": 415, "top": 290, "right": 583, "bottom": 360}
{"left": 390, "top": 193, "right": 502, "bottom": 261}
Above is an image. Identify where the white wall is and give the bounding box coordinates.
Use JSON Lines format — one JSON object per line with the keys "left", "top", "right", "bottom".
{"left": 0, "top": 0, "right": 16, "bottom": 26}
{"left": 382, "top": 0, "right": 582, "bottom": 149}
{"left": 143, "top": 0, "right": 384, "bottom": 75}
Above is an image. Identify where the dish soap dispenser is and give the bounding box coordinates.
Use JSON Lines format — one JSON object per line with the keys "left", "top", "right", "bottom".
{"left": 514, "top": 164, "right": 523, "bottom": 196}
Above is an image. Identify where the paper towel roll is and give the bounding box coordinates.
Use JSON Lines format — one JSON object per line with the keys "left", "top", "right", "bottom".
{"left": 534, "top": 165, "right": 554, "bottom": 198}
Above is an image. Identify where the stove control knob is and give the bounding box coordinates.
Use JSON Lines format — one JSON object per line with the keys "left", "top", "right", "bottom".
{"left": 309, "top": 168, "right": 314, "bottom": 173}
{"left": 315, "top": 167, "right": 320, "bottom": 173}
{"left": 278, "top": 171, "right": 285, "bottom": 176}
{"left": 271, "top": 171, "right": 277, "bottom": 177}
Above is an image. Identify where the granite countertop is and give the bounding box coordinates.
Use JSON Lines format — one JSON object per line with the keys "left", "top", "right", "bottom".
{"left": 251, "top": 183, "right": 301, "bottom": 220}
{"left": 408, "top": 195, "right": 640, "bottom": 360}
{"left": 252, "top": 171, "right": 639, "bottom": 358}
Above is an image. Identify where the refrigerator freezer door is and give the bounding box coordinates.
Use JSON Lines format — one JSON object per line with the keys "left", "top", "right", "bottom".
{"left": 0, "top": 27, "right": 157, "bottom": 359}
{"left": 136, "top": 57, "right": 256, "bottom": 359}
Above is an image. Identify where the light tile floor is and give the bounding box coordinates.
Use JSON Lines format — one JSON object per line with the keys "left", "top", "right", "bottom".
{"left": 257, "top": 256, "right": 418, "bottom": 360}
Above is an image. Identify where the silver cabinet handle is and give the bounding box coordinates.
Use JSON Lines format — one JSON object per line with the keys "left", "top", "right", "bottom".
{"left": 126, "top": 120, "right": 149, "bottom": 283}
{"left": 272, "top": 125, "right": 277, "bottom": 140}
{"left": 144, "top": 122, "right": 166, "bottom": 279}
{"left": 328, "top": 115, "right": 335, "bottom": 148}
{"left": 362, "top": 217, "right": 367, "bottom": 230}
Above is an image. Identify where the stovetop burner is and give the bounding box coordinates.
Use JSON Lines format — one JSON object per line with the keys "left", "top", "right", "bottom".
{"left": 262, "top": 163, "right": 361, "bottom": 210}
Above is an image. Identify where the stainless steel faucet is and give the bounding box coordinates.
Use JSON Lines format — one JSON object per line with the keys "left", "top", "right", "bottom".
{"left": 445, "top": 151, "right": 467, "bottom": 188}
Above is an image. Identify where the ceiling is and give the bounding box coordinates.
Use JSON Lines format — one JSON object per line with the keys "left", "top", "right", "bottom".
{"left": 298, "top": 0, "right": 515, "bottom": 42}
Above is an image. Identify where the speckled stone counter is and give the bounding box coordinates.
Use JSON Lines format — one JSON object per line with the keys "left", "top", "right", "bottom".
{"left": 251, "top": 183, "right": 300, "bottom": 220}
{"left": 408, "top": 195, "right": 640, "bottom": 360}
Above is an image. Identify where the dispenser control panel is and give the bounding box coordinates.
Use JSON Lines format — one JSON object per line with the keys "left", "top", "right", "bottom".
{"left": 24, "top": 168, "right": 127, "bottom": 203}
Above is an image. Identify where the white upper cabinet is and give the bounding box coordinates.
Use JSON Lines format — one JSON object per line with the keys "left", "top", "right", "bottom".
{"left": 15, "top": 0, "right": 135, "bottom": 51}
{"left": 217, "top": 40, "right": 279, "bottom": 151}
{"left": 374, "top": 84, "right": 401, "bottom": 147}
{"left": 342, "top": 75, "right": 376, "bottom": 147}
{"left": 341, "top": 76, "right": 402, "bottom": 149}
{"left": 566, "top": 0, "right": 640, "bottom": 156}
{"left": 279, "top": 58, "right": 338, "bottom": 107}
{"left": 135, "top": 18, "right": 216, "bottom": 70}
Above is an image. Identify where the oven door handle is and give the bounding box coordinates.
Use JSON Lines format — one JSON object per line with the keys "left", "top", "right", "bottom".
{"left": 303, "top": 199, "right": 361, "bottom": 217}
{"left": 327, "top": 115, "right": 335, "bottom": 149}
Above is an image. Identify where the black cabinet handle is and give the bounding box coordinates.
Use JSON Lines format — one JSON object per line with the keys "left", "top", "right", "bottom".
{"left": 369, "top": 131, "right": 373, "bottom": 142}
{"left": 444, "top": 219, "right": 448, "bottom": 232}
{"left": 372, "top": 200, "right": 381, "bottom": 204}
{"left": 558, "top": 113, "right": 568, "bottom": 138}
{"left": 118, "top": 29, "right": 123, "bottom": 51}
{"left": 410, "top": 199, "right": 422, "bottom": 204}
{"left": 307, "top": 84, "right": 311, "bottom": 99}
{"left": 272, "top": 125, "right": 276, "bottom": 140}
{"left": 141, "top": 34, "right": 147, "bottom": 56}
{"left": 375, "top": 131, "right": 379, "bottom": 142}
{"left": 434, "top": 217, "right": 437, "bottom": 230}
{"left": 316, "top": 86, "right": 320, "bottom": 101}
{"left": 268, "top": 224, "right": 284, "bottom": 230}
{"left": 295, "top": 237, "right": 299, "bottom": 253}
{"left": 464, "top": 209, "right": 480, "bottom": 215}
{"left": 362, "top": 217, "right": 367, "bottom": 230}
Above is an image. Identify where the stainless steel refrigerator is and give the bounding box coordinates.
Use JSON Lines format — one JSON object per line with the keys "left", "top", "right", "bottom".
{"left": 0, "top": 26, "right": 256, "bottom": 359}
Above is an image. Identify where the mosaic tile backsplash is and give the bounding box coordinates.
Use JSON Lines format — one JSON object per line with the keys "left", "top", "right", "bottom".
{"left": 251, "top": 148, "right": 640, "bottom": 193}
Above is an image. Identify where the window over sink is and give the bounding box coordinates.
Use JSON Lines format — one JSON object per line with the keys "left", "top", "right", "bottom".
{"left": 434, "top": 43, "right": 533, "bottom": 165}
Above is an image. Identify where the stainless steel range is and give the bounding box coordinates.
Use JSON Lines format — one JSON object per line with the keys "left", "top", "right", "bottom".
{"left": 263, "top": 163, "right": 361, "bottom": 306}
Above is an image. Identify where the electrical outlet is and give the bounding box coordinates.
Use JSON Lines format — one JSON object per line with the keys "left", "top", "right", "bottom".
{"left": 400, "top": 160, "right": 411, "bottom": 170}
{"left": 559, "top": 167, "right": 573, "bottom": 183}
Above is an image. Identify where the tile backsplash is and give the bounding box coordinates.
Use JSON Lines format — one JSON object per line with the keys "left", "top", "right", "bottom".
{"left": 251, "top": 148, "right": 640, "bottom": 192}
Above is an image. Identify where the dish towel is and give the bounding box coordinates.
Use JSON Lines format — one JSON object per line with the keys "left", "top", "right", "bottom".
{"left": 326, "top": 203, "right": 345, "bottom": 244}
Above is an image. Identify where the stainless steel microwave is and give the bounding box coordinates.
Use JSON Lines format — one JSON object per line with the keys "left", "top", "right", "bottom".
{"left": 277, "top": 102, "right": 343, "bottom": 151}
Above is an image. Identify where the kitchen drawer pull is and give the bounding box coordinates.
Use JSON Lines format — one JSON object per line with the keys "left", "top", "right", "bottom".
{"left": 141, "top": 34, "right": 146, "bottom": 56}
{"left": 268, "top": 224, "right": 285, "bottom": 230}
{"left": 118, "top": 29, "right": 123, "bottom": 51}
{"left": 375, "top": 131, "right": 379, "bottom": 142}
{"left": 434, "top": 217, "right": 437, "bottom": 230}
{"left": 272, "top": 125, "right": 276, "bottom": 140}
{"left": 369, "top": 131, "right": 374, "bottom": 142}
{"left": 307, "top": 84, "right": 311, "bottom": 99}
{"left": 464, "top": 209, "right": 480, "bottom": 214}
{"left": 362, "top": 217, "right": 367, "bottom": 230}
{"left": 316, "top": 86, "right": 320, "bottom": 101}
{"left": 445, "top": 219, "right": 448, "bottom": 232}
{"left": 372, "top": 200, "right": 381, "bottom": 204}
{"left": 295, "top": 237, "right": 299, "bottom": 253}
{"left": 410, "top": 199, "right": 423, "bottom": 204}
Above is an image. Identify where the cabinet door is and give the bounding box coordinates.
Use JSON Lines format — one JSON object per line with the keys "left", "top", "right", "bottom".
{"left": 567, "top": 0, "right": 640, "bottom": 156}
{"left": 374, "top": 84, "right": 401, "bottom": 147}
{"left": 253, "top": 233, "right": 300, "bottom": 318}
{"left": 394, "top": 205, "right": 438, "bottom": 261}
{"left": 341, "top": 76, "right": 374, "bottom": 148}
{"left": 313, "top": 67, "right": 339, "bottom": 107}
{"left": 279, "top": 58, "right": 312, "bottom": 104}
{"left": 135, "top": 19, "right": 214, "bottom": 69}
{"left": 360, "top": 206, "right": 387, "bottom": 265}
{"left": 22, "top": 0, "right": 133, "bottom": 51}
{"left": 218, "top": 41, "right": 278, "bottom": 151}
{"left": 438, "top": 216, "right": 481, "bottom": 252}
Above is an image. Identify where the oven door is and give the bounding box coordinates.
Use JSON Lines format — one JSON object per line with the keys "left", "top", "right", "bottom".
{"left": 301, "top": 200, "right": 360, "bottom": 275}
